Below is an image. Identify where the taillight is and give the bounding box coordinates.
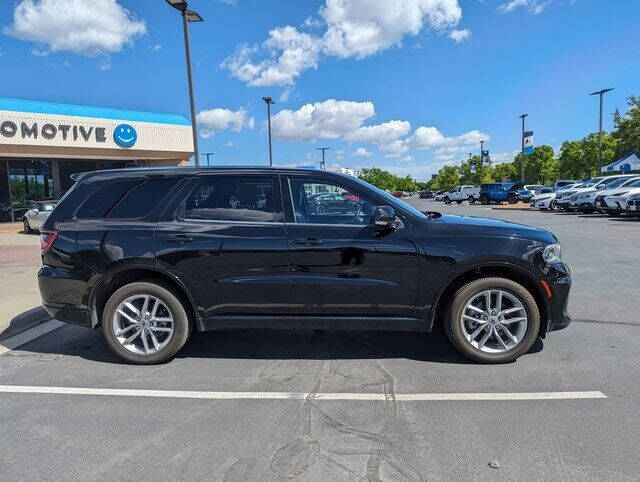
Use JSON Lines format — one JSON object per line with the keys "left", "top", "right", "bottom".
{"left": 40, "top": 230, "right": 59, "bottom": 254}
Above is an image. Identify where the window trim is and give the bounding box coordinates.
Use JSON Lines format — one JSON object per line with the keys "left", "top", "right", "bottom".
{"left": 284, "top": 176, "right": 376, "bottom": 228}
{"left": 176, "top": 174, "right": 281, "bottom": 224}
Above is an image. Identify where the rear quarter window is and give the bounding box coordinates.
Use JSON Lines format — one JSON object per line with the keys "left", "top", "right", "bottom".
{"left": 75, "top": 178, "right": 180, "bottom": 219}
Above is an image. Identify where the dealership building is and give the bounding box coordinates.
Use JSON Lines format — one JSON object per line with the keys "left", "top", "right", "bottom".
{"left": 0, "top": 97, "right": 194, "bottom": 222}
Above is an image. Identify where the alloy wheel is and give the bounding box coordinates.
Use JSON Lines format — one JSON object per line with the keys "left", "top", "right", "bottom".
{"left": 111, "top": 294, "right": 174, "bottom": 355}
{"left": 459, "top": 289, "right": 528, "bottom": 353}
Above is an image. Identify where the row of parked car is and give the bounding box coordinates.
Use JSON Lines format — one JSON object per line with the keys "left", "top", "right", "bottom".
{"left": 424, "top": 182, "right": 558, "bottom": 205}
{"left": 529, "top": 174, "right": 640, "bottom": 216}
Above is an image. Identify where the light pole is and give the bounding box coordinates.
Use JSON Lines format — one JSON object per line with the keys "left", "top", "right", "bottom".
{"left": 203, "top": 152, "right": 214, "bottom": 166}
{"left": 590, "top": 88, "right": 614, "bottom": 174}
{"left": 519, "top": 113, "right": 528, "bottom": 182}
{"left": 262, "top": 97, "right": 274, "bottom": 167}
{"left": 317, "top": 147, "right": 330, "bottom": 170}
{"left": 165, "top": 0, "right": 203, "bottom": 167}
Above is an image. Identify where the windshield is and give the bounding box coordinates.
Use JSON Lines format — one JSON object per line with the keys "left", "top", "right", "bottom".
{"left": 626, "top": 179, "right": 640, "bottom": 188}
{"left": 352, "top": 177, "right": 427, "bottom": 219}
{"left": 583, "top": 178, "right": 603, "bottom": 187}
{"left": 606, "top": 177, "right": 635, "bottom": 188}
{"left": 602, "top": 177, "right": 627, "bottom": 186}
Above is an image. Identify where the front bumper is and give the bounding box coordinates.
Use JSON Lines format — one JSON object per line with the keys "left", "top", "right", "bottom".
{"left": 545, "top": 263, "right": 572, "bottom": 333}
{"left": 556, "top": 200, "right": 575, "bottom": 210}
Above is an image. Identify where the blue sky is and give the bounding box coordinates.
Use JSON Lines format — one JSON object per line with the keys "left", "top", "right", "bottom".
{"left": 1, "top": 0, "right": 638, "bottom": 180}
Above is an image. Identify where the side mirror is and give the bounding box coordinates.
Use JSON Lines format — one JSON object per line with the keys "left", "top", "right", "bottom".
{"left": 372, "top": 206, "right": 399, "bottom": 230}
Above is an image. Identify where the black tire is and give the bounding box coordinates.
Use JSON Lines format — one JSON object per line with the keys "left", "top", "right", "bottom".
{"left": 316, "top": 204, "right": 326, "bottom": 215}
{"left": 102, "top": 281, "right": 192, "bottom": 364}
{"left": 22, "top": 218, "right": 33, "bottom": 234}
{"left": 468, "top": 196, "right": 476, "bottom": 204}
{"left": 444, "top": 196, "right": 451, "bottom": 205}
{"left": 480, "top": 194, "right": 489, "bottom": 205}
{"left": 507, "top": 194, "right": 517, "bottom": 204}
{"left": 456, "top": 200, "right": 462, "bottom": 204}
{"left": 549, "top": 200, "right": 557, "bottom": 210}
{"left": 443, "top": 277, "right": 540, "bottom": 364}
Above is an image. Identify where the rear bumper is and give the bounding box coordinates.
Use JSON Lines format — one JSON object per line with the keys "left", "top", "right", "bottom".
{"left": 42, "top": 303, "right": 91, "bottom": 327}
{"left": 38, "top": 265, "right": 91, "bottom": 328}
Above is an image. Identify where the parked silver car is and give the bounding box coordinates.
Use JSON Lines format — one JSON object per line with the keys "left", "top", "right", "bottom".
{"left": 23, "top": 201, "right": 57, "bottom": 233}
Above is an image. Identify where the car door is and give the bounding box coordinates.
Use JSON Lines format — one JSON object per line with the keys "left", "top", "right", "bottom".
{"left": 282, "top": 175, "right": 420, "bottom": 318}
{"left": 155, "top": 174, "right": 290, "bottom": 319}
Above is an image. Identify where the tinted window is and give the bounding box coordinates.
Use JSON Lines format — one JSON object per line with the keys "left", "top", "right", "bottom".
{"left": 75, "top": 180, "right": 139, "bottom": 219}
{"left": 183, "top": 177, "right": 274, "bottom": 222}
{"left": 289, "top": 179, "right": 375, "bottom": 225}
{"left": 108, "top": 178, "right": 180, "bottom": 219}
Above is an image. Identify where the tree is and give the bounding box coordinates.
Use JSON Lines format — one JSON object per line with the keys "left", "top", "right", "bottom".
{"left": 491, "top": 162, "right": 517, "bottom": 182}
{"left": 612, "top": 95, "right": 640, "bottom": 158}
{"left": 358, "top": 167, "right": 399, "bottom": 191}
{"left": 557, "top": 140, "right": 585, "bottom": 179}
{"left": 433, "top": 165, "right": 460, "bottom": 190}
{"left": 513, "top": 145, "right": 557, "bottom": 184}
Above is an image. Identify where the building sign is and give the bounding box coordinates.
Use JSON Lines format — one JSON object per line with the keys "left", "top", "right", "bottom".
{"left": 0, "top": 120, "right": 108, "bottom": 144}
{"left": 481, "top": 149, "right": 490, "bottom": 163}
{"left": 113, "top": 124, "right": 137, "bottom": 148}
{"left": 523, "top": 131, "right": 534, "bottom": 155}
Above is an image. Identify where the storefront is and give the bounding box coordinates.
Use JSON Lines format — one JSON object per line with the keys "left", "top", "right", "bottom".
{"left": 1, "top": 98, "right": 194, "bottom": 222}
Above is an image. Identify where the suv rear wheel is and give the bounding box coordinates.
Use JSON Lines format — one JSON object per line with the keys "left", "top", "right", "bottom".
{"left": 468, "top": 195, "right": 476, "bottom": 204}
{"left": 102, "top": 281, "right": 191, "bottom": 364}
{"left": 507, "top": 193, "right": 517, "bottom": 204}
{"left": 480, "top": 194, "right": 490, "bottom": 205}
{"left": 444, "top": 277, "right": 540, "bottom": 363}
{"left": 444, "top": 196, "right": 451, "bottom": 204}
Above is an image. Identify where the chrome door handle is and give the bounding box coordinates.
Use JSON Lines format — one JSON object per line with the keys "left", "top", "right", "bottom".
{"left": 293, "top": 238, "right": 322, "bottom": 246}
{"left": 166, "top": 234, "right": 193, "bottom": 243}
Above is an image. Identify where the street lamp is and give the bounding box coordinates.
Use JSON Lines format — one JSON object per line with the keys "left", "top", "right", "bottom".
{"left": 165, "top": 0, "right": 203, "bottom": 167}
{"left": 317, "top": 147, "right": 330, "bottom": 170}
{"left": 519, "top": 113, "right": 528, "bottom": 182}
{"left": 262, "top": 97, "right": 274, "bottom": 167}
{"left": 590, "top": 88, "right": 614, "bottom": 174}
{"left": 203, "top": 152, "right": 214, "bottom": 166}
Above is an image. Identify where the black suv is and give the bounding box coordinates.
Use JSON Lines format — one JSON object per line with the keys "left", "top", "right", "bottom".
{"left": 38, "top": 167, "right": 571, "bottom": 364}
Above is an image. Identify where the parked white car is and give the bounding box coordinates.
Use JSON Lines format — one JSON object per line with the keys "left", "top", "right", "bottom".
{"left": 602, "top": 186, "right": 640, "bottom": 216}
{"left": 434, "top": 190, "right": 448, "bottom": 202}
{"left": 529, "top": 187, "right": 557, "bottom": 210}
{"left": 524, "top": 184, "right": 545, "bottom": 196}
{"left": 556, "top": 175, "right": 634, "bottom": 211}
{"left": 552, "top": 180, "right": 580, "bottom": 192}
{"left": 576, "top": 176, "right": 640, "bottom": 213}
{"left": 23, "top": 200, "right": 57, "bottom": 233}
{"left": 567, "top": 175, "right": 638, "bottom": 212}
{"left": 443, "top": 185, "right": 480, "bottom": 204}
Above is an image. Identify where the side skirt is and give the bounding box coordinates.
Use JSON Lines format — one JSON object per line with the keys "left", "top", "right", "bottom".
{"left": 199, "top": 316, "right": 427, "bottom": 332}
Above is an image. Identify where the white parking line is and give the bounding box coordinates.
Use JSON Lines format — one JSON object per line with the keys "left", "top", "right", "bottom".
{"left": 0, "top": 320, "right": 65, "bottom": 357}
{"left": 0, "top": 385, "right": 607, "bottom": 401}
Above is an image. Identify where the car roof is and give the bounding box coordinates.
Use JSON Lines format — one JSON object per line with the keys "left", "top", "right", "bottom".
{"left": 71, "top": 166, "right": 354, "bottom": 184}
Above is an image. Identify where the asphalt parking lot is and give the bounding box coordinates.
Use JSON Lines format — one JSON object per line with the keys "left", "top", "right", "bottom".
{"left": 1, "top": 203, "right": 639, "bottom": 480}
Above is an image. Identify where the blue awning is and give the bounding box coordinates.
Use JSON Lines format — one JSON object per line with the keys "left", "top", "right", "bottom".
{"left": 0, "top": 97, "right": 190, "bottom": 126}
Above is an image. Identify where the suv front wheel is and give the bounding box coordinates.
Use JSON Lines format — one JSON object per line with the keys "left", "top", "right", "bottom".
{"left": 102, "top": 281, "right": 192, "bottom": 364}
{"left": 444, "top": 277, "right": 540, "bottom": 363}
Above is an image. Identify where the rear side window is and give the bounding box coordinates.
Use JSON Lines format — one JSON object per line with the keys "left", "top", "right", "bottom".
{"left": 75, "top": 178, "right": 179, "bottom": 219}
{"left": 108, "top": 178, "right": 180, "bottom": 219}
{"left": 182, "top": 176, "right": 275, "bottom": 222}
{"left": 76, "top": 181, "right": 139, "bottom": 219}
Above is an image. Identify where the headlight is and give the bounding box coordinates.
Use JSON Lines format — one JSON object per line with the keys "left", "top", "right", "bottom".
{"left": 543, "top": 243, "right": 562, "bottom": 263}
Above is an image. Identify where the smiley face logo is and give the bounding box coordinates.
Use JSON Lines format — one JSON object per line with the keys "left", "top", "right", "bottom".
{"left": 114, "top": 124, "right": 137, "bottom": 148}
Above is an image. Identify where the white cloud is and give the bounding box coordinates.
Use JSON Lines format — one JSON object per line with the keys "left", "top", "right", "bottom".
{"left": 335, "top": 149, "right": 345, "bottom": 160}
{"left": 5, "top": 0, "right": 146, "bottom": 57}
{"left": 279, "top": 87, "right": 293, "bottom": 102}
{"left": 0, "top": 47, "right": 4, "bottom": 57}
{"left": 449, "top": 28, "right": 470, "bottom": 43}
{"left": 348, "top": 120, "right": 411, "bottom": 144}
{"left": 224, "top": 141, "right": 236, "bottom": 148}
{"left": 222, "top": 26, "right": 321, "bottom": 87}
{"left": 196, "top": 107, "right": 255, "bottom": 138}
{"left": 223, "top": 0, "right": 463, "bottom": 86}
{"left": 151, "top": 44, "right": 162, "bottom": 52}
{"left": 410, "top": 126, "right": 488, "bottom": 152}
{"left": 353, "top": 147, "right": 373, "bottom": 157}
{"left": 321, "top": 0, "right": 462, "bottom": 59}
{"left": 271, "top": 99, "right": 375, "bottom": 140}
{"left": 498, "top": 0, "right": 552, "bottom": 14}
